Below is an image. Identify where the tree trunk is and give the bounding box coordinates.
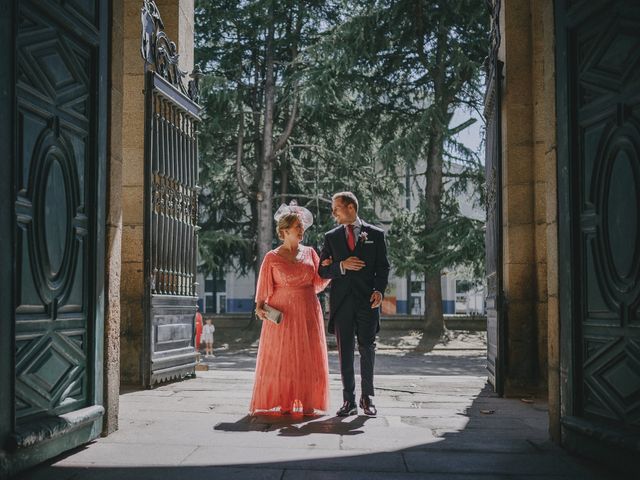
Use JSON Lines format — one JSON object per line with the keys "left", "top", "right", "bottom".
{"left": 422, "top": 24, "right": 448, "bottom": 340}
{"left": 423, "top": 129, "right": 445, "bottom": 339}
{"left": 256, "top": 6, "right": 276, "bottom": 272}
{"left": 281, "top": 158, "right": 288, "bottom": 198}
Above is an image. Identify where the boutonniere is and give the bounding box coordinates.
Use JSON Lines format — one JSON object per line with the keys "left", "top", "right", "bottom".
{"left": 358, "top": 231, "right": 368, "bottom": 244}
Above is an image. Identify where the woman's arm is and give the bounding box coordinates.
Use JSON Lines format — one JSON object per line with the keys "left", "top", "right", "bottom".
{"left": 311, "top": 248, "right": 331, "bottom": 293}
{"left": 254, "top": 253, "right": 274, "bottom": 321}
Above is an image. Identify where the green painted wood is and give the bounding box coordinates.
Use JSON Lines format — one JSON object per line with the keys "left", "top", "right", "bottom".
{"left": 1, "top": 0, "right": 108, "bottom": 476}
{"left": 555, "top": 0, "right": 575, "bottom": 427}
{"left": 557, "top": 0, "right": 640, "bottom": 465}
{"left": 0, "top": 0, "right": 16, "bottom": 454}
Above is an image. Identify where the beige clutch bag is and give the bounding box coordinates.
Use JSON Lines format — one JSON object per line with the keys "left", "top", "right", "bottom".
{"left": 263, "top": 304, "right": 283, "bottom": 325}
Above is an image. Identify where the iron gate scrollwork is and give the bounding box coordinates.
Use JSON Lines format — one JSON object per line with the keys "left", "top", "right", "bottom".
{"left": 141, "top": 0, "right": 202, "bottom": 386}
{"left": 484, "top": 0, "right": 504, "bottom": 394}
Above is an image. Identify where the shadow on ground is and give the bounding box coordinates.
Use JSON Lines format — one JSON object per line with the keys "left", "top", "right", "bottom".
{"left": 203, "top": 328, "right": 488, "bottom": 376}
{"left": 214, "top": 414, "right": 374, "bottom": 437}
{"left": 16, "top": 383, "right": 621, "bottom": 480}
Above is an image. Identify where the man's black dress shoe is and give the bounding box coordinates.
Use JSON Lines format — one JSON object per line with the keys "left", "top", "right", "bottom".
{"left": 336, "top": 400, "right": 357, "bottom": 417}
{"left": 359, "top": 395, "right": 377, "bottom": 416}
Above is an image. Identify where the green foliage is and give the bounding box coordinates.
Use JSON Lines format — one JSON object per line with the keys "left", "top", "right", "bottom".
{"left": 195, "top": 0, "right": 399, "bottom": 275}
{"left": 195, "top": 0, "right": 489, "bottom": 282}
{"left": 388, "top": 184, "right": 486, "bottom": 280}
{"left": 302, "top": 0, "right": 489, "bottom": 280}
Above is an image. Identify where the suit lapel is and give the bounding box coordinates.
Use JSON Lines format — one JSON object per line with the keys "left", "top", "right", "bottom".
{"left": 353, "top": 222, "right": 369, "bottom": 256}
{"left": 333, "top": 221, "right": 369, "bottom": 258}
{"left": 334, "top": 226, "right": 351, "bottom": 259}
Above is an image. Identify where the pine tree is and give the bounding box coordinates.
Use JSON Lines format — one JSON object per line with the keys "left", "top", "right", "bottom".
{"left": 195, "top": 1, "right": 488, "bottom": 339}
{"left": 305, "top": 0, "right": 488, "bottom": 338}
{"left": 196, "top": 1, "right": 331, "bottom": 273}
{"left": 195, "top": 0, "right": 397, "bottom": 276}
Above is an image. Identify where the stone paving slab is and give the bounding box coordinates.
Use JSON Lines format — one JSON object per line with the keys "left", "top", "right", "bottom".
{"left": 53, "top": 443, "right": 198, "bottom": 467}
{"left": 21, "top": 466, "right": 284, "bottom": 480}
{"left": 282, "top": 473, "right": 600, "bottom": 480}
{"left": 403, "top": 450, "right": 596, "bottom": 476}
{"left": 180, "top": 446, "right": 407, "bottom": 471}
{"left": 16, "top": 347, "right": 619, "bottom": 480}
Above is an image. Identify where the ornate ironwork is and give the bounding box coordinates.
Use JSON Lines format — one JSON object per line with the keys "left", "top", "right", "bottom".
{"left": 484, "top": 0, "right": 503, "bottom": 394}
{"left": 147, "top": 86, "right": 200, "bottom": 297}
{"left": 141, "top": 0, "right": 201, "bottom": 102}
{"left": 485, "top": 0, "right": 501, "bottom": 76}
{"left": 141, "top": 1, "right": 202, "bottom": 386}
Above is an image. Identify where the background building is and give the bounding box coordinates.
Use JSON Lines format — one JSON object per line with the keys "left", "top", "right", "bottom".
{"left": 197, "top": 113, "right": 486, "bottom": 317}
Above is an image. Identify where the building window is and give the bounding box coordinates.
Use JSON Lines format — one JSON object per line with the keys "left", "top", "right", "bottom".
{"left": 205, "top": 294, "right": 214, "bottom": 313}
{"left": 217, "top": 294, "right": 226, "bottom": 314}
{"left": 456, "top": 279, "right": 472, "bottom": 294}
{"left": 410, "top": 295, "right": 422, "bottom": 315}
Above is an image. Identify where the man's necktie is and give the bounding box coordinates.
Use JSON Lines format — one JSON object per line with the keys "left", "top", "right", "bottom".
{"left": 347, "top": 224, "right": 356, "bottom": 251}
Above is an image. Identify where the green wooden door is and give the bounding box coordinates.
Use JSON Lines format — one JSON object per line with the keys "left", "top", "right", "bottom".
{"left": 0, "top": 0, "right": 108, "bottom": 475}
{"left": 556, "top": 0, "right": 640, "bottom": 467}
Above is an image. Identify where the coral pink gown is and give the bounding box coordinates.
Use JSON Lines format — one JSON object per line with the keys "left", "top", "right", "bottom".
{"left": 250, "top": 246, "right": 330, "bottom": 415}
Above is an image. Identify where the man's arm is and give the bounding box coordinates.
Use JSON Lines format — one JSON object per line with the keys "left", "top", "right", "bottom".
{"left": 319, "top": 234, "right": 343, "bottom": 279}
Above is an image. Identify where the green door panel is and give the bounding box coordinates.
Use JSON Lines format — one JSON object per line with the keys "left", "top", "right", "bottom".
{"left": 1, "top": 0, "right": 108, "bottom": 476}
{"left": 557, "top": 0, "right": 640, "bottom": 467}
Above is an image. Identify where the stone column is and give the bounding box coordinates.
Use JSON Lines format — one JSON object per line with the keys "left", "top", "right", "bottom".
{"left": 531, "top": 0, "right": 548, "bottom": 391}
{"left": 523, "top": 0, "right": 560, "bottom": 438}
{"left": 500, "top": 0, "right": 540, "bottom": 395}
{"left": 104, "top": 0, "right": 125, "bottom": 434}
{"left": 537, "top": 0, "right": 560, "bottom": 443}
{"left": 118, "top": 0, "right": 146, "bottom": 384}
{"left": 118, "top": 0, "right": 194, "bottom": 385}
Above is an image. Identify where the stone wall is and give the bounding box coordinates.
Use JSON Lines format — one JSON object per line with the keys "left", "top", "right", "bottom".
{"left": 499, "top": 0, "right": 559, "bottom": 439}
{"left": 104, "top": 0, "right": 124, "bottom": 434}
{"left": 537, "top": 0, "right": 560, "bottom": 443}
{"left": 119, "top": 0, "right": 147, "bottom": 384}
{"left": 500, "top": 0, "right": 539, "bottom": 394}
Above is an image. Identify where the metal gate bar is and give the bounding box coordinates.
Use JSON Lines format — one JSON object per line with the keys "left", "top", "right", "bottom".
{"left": 141, "top": 0, "right": 202, "bottom": 386}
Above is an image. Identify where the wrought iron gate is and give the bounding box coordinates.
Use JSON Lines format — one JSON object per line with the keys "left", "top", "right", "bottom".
{"left": 141, "top": 1, "right": 202, "bottom": 386}
{"left": 484, "top": 0, "right": 504, "bottom": 394}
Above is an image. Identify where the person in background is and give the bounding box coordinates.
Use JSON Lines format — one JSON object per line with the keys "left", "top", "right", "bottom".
{"left": 194, "top": 306, "right": 203, "bottom": 354}
{"left": 202, "top": 317, "right": 215, "bottom": 357}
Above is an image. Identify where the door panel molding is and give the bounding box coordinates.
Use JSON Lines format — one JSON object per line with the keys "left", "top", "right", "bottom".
{"left": 1, "top": 0, "right": 108, "bottom": 476}
{"left": 556, "top": 0, "right": 640, "bottom": 468}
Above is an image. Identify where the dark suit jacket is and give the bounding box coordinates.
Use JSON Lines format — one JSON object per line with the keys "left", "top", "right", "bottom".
{"left": 318, "top": 221, "right": 390, "bottom": 334}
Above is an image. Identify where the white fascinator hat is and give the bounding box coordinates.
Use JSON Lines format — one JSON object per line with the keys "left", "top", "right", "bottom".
{"left": 273, "top": 200, "right": 314, "bottom": 230}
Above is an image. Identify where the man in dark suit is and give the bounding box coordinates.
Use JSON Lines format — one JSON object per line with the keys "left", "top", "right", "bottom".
{"left": 319, "top": 192, "right": 390, "bottom": 416}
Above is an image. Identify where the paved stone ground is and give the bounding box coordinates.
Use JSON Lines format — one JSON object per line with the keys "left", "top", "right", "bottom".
{"left": 18, "top": 331, "right": 619, "bottom": 480}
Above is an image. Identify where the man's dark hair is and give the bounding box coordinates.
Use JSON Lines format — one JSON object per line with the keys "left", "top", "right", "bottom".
{"left": 332, "top": 191, "right": 359, "bottom": 212}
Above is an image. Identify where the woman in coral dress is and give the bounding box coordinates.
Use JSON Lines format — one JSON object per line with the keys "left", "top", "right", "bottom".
{"left": 250, "top": 204, "right": 331, "bottom": 415}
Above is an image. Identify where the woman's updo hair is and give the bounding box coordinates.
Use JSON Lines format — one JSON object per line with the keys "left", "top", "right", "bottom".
{"left": 276, "top": 212, "right": 302, "bottom": 240}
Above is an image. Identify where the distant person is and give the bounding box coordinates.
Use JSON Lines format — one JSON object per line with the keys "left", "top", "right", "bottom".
{"left": 319, "top": 192, "right": 390, "bottom": 417}
{"left": 202, "top": 317, "right": 215, "bottom": 357}
{"left": 250, "top": 202, "right": 332, "bottom": 415}
{"left": 194, "top": 306, "right": 203, "bottom": 353}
